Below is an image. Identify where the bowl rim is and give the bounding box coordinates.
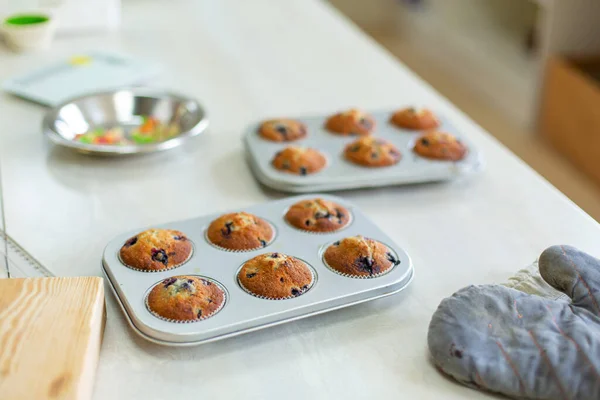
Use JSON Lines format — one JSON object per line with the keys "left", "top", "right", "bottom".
{"left": 3, "top": 13, "right": 53, "bottom": 29}
{"left": 41, "top": 87, "right": 210, "bottom": 155}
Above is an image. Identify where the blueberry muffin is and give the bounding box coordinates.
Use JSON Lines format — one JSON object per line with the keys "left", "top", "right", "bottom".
{"left": 285, "top": 198, "right": 350, "bottom": 232}
{"left": 207, "top": 212, "right": 274, "bottom": 251}
{"left": 325, "top": 108, "right": 375, "bottom": 136}
{"left": 344, "top": 136, "right": 401, "bottom": 167}
{"left": 413, "top": 131, "right": 467, "bottom": 161}
{"left": 271, "top": 146, "right": 327, "bottom": 175}
{"left": 238, "top": 253, "right": 313, "bottom": 299}
{"left": 323, "top": 235, "right": 400, "bottom": 278}
{"left": 390, "top": 107, "right": 440, "bottom": 130}
{"left": 120, "top": 229, "right": 193, "bottom": 272}
{"left": 258, "top": 119, "right": 307, "bottom": 142}
{"left": 146, "top": 276, "right": 225, "bottom": 322}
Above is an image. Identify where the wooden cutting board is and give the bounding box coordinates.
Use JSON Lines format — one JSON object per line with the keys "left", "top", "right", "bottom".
{"left": 0, "top": 277, "right": 106, "bottom": 400}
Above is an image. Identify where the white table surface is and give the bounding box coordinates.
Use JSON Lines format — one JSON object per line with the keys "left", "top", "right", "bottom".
{"left": 1, "top": 0, "right": 599, "bottom": 398}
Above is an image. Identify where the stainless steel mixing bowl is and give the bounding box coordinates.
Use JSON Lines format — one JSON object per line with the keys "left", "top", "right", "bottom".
{"left": 42, "top": 88, "right": 208, "bottom": 155}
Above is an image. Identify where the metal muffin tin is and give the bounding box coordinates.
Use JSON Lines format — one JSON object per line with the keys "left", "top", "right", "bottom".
{"left": 243, "top": 109, "right": 483, "bottom": 192}
{"left": 43, "top": 88, "right": 208, "bottom": 156}
{"left": 102, "top": 194, "right": 414, "bottom": 346}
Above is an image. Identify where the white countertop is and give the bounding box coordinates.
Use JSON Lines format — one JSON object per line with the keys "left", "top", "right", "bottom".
{"left": 1, "top": 0, "right": 599, "bottom": 398}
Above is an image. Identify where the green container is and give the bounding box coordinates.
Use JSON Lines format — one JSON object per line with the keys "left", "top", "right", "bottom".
{"left": 4, "top": 15, "right": 50, "bottom": 26}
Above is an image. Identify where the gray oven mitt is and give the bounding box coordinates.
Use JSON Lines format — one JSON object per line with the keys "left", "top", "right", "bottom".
{"left": 428, "top": 245, "right": 600, "bottom": 399}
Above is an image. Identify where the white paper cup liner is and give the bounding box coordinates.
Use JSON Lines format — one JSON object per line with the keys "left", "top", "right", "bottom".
{"left": 118, "top": 246, "right": 194, "bottom": 273}
{"left": 145, "top": 276, "right": 227, "bottom": 323}
{"left": 237, "top": 262, "right": 316, "bottom": 300}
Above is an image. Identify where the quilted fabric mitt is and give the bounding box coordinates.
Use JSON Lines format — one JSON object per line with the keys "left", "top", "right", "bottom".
{"left": 428, "top": 245, "right": 600, "bottom": 399}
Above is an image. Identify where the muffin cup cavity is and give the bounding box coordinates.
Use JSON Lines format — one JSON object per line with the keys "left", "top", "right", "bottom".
{"left": 236, "top": 260, "right": 317, "bottom": 300}
{"left": 320, "top": 239, "right": 399, "bottom": 279}
{"left": 145, "top": 276, "right": 228, "bottom": 323}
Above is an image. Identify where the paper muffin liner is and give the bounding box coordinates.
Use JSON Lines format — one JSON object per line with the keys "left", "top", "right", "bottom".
{"left": 118, "top": 245, "right": 194, "bottom": 273}
{"left": 145, "top": 276, "right": 228, "bottom": 324}
{"left": 237, "top": 261, "right": 316, "bottom": 301}
{"left": 203, "top": 222, "right": 277, "bottom": 253}
{"left": 320, "top": 240, "right": 399, "bottom": 280}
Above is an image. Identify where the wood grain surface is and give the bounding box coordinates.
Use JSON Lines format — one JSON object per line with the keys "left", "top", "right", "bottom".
{"left": 0, "top": 277, "right": 105, "bottom": 400}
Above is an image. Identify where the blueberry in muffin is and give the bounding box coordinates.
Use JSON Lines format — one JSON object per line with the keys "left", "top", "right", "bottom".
{"left": 206, "top": 212, "right": 274, "bottom": 251}
{"left": 390, "top": 107, "right": 440, "bottom": 130}
{"left": 146, "top": 276, "right": 225, "bottom": 322}
{"left": 344, "top": 136, "right": 401, "bottom": 167}
{"left": 258, "top": 119, "right": 307, "bottom": 142}
{"left": 325, "top": 108, "right": 375, "bottom": 136}
{"left": 238, "top": 253, "right": 314, "bottom": 299}
{"left": 120, "top": 228, "right": 193, "bottom": 272}
{"left": 271, "top": 146, "right": 327, "bottom": 175}
{"left": 285, "top": 198, "right": 350, "bottom": 232}
{"left": 323, "top": 235, "right": 399, "bottom": 278}
{"left": 413, "top": 131, "right": 467, "bottom": 161}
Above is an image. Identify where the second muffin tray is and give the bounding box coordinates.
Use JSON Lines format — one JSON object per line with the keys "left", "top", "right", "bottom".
{"left": 102, "top": 194, "right": 414, "bottom": 346}
{"left": 243, "top": 109, "right": 483, "bottom": 192}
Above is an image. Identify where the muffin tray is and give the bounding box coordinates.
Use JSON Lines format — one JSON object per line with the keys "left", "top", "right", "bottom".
{"left": 102, "top": 194, "right": 414, "bottom": 346}
{"left": 243, "top": 109, "right": 483, "bottom": 192}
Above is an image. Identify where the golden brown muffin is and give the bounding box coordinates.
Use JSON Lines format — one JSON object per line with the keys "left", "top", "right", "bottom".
{"left": 413, "top": 131, "right": 467, "bottom": 161}
{"left": 324, "top": 108, "right": 375, "bottom": 136}
{"left": 258, "top": 119, "right": 307, "bottom": 142}
{"left": 146, "top": 276, "right": 225, "bottom": 321}
{"left": 344, "top": 136, "right": 401, "bottom": 167}
{"left": 271, "top": 146, "right": 327, "bottom": 175}
{"left": 206, "top": 212, "right": 274, "bottom": 251}
{"left": 285, "top": 198, "right": 350, "bottom": 232}
{"left": 323, "top": 235, "right": 400, "bottom": 278}
{"left": 238, "top": 253, "right": 314, "bottom": 299}
{"left": 390, "top": 107, "right": 440, "bottom": 130}
{"left": 120, "top": 229, "right": 193, "bottom": 272}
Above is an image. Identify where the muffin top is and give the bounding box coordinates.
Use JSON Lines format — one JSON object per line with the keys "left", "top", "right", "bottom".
{"left": 206, "top": 212, "right": 274, "bottom": 251}
{"left": 413, "top": 131, "right": 467, "bottom": 161}
{"left": 238, "top": 253, "right": 313, "bottom": 299}
{"left": 146, "top": 276, "right": 225, "bottom": 321}
{"left": 390, "top": 107, "right": 440, "bottom": 130}
{"left": 271, "top": 146, "right": 327, "bottom": 175}
{"left": 258, "top": 119, "right": 307, "bottom": 142}
{"left": 344, "top": 136, "right": 401, "bottom": 167}
{"left": 325, "top": 108, "right": 375, "bottom": 136}
{"left": 323, "top": 235, "right": 399, "bottom": 277}
{"left": 285, "top": 198, "right": 350, "bottom": 232}
{"left": 120, "top": 228, "right": 193, "bottom": 272}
